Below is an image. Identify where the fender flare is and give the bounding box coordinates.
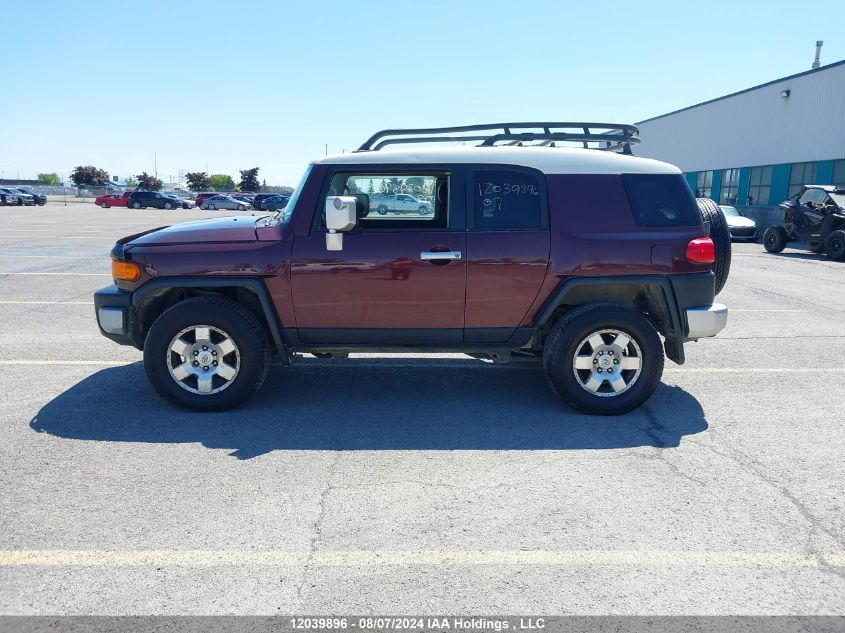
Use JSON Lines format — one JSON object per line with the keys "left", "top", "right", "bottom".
{"left": 533, "top": 275, "right": 685, "bottom": 364}
{"left": 131, "top": 276, "right": 286, "bottom": 353}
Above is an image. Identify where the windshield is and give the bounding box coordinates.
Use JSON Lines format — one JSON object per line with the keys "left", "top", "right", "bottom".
{"left": 276, "top": 165, "right": 313, "bottom": 224}
{"left": 830, "top": 192, "right": 845, "bottom": 209}
{"left": 719, "top": 205, "right": 740, "bottom": 217}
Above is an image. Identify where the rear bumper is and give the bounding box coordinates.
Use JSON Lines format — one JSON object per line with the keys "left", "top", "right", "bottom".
{"left": 94, "top": 284, "right": 138, "bottom": 347}
{"left": 685, "top": 303, "right": 728, "bottom": 340}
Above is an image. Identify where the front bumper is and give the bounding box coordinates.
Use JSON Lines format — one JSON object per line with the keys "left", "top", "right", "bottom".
{"left": 94, "top": 284, "right": 138, "bottom": 347}
{"left": 685, "top": 303, "right": 728, "bottom": 340}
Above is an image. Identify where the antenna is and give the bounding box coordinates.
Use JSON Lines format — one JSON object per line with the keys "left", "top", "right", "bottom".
{"left": 812, "top": 41, "right": 823, "bottom": 69}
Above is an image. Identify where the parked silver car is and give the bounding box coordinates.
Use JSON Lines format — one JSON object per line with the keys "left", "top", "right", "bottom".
{"left": 719, "top": 205, "right": 758, "bottom": 241}
{"left": 0, "top": 187, "right": 35, "bottom": 205}
{"left": 200, "top": 195, "right": 250, "bottom": 211}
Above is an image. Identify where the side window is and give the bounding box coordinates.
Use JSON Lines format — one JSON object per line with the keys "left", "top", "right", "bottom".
{"left": 622, "top": 174, "right": 702, "bottom": 227}
{"left": 472, "top": 169, "right": 542, "bottom": 229}
{"left": 325, "top": 173, "right": 447, "bottom": 229}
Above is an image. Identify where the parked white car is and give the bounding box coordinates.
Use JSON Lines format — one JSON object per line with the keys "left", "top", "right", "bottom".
{"left": 719, "top": 205, "right": 758, "bottom": 241}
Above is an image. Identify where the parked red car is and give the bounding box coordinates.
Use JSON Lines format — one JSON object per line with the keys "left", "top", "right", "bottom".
{"left": 194, "top": 192, "right": 218, "bottom": 207}
{"left": 95, "top": 192, "right": 131, "bottom": 209}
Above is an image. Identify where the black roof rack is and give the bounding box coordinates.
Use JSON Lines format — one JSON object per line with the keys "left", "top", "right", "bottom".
{"left": 357, "top": 122, "right": 640, "bottom": 154}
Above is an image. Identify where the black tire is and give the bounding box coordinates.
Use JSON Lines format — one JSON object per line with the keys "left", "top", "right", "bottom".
{"left": 238, "top": 204, "right": 246, "bottom": 211}
{"left": 164, "top": 202, "right": 174, "bottom": 210}
{"left": 825, "top": 230, "right": 845, "bottom": 261}
{"left": 100, "top": 202, "right": 109, "bottom": 209}
{"left": 143, "top": 297, "right": 271, "bottom": 411}
{"left": 208, "top": 204, "right": 216, "bottom": 211}
{"left": 696, "top": 198, "right": 731, "bottom": 295}
{"left": 543, "top": 303, "right": 664, "bottom": 415}
{"left": 377, "top": 205, "right": 388, "bottom": 215}
{"left": 130, "top": 201, "right": 141, "bottom": 209}
{"left": 808, "top": 241, "right": 825, "bottom": 254}
{"left": 763, "top": 225, "right": 788, "bottom": 253}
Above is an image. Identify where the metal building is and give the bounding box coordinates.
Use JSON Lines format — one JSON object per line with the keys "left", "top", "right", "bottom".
{"left": 633, "top": 58, "right": 845, "bottom": 227}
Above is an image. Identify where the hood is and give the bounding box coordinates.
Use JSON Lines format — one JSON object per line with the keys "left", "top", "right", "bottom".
{"left": 125, "top": 216, "right": 259, "bottom": 247}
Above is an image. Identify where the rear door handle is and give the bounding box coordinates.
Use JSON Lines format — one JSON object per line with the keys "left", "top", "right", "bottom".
{"left": 420, "top": 250, "right": 462, "bottom": 261}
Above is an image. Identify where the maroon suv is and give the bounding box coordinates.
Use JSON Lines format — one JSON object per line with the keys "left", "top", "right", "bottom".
{"left": 94, "top": 123, "right": 729, "bottom": 414}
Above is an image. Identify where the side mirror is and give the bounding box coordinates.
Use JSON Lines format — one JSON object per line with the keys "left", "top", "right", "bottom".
{"left": 325, "top": 196, "right": 357, "bottom": 251}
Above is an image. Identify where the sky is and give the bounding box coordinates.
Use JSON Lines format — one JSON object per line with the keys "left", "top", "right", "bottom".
{"left": 2, "top": 0, "right": 844, "bottom": 187}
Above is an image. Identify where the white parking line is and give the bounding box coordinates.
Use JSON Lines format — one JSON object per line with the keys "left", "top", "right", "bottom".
{"left": 731, "top": 309, "right": 808, "bottom": 313}
{"left": 0, "top": 359, "right": 841, "bottom": 373}
{"left": 0, "top": 549, "right": 840, "bottom": 568}
{"left": 0, "top": 301, "right": 94, "bottom": 305}
{"left": 0, "top": 272, "right": 109, "bottom": 276}
{"left": 0, "top": 360, "right": 129, "bottom": 366}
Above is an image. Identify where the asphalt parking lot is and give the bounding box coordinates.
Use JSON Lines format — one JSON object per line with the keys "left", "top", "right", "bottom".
{"left": 0, "top": 202, "right": 843, "bottom": 615}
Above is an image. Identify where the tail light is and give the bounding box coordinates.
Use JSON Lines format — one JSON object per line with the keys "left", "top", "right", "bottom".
{"left": 686, "top": 237, "right": 715, "bottom": 264}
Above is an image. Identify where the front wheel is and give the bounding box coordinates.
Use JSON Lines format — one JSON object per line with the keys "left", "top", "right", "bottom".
{"left": 763, "top": 226, "right": 788, "bottom": 253}
{"left": 825, "top": 230, "right": 845, "bottom": 261}
{"left": 100, "top": 202, "right": 109, "bottom": 208}
{"left": 543, "top": 303, "right": 663, "bottom": 415}
{"left": 130, "top": 201, "right": 141, "bottom": 209}
{"left": 164, "top": 202, "right": 174, "bottom": 210}
{"left": 238, "top": 204, "right": 245, "bottom": 211}
{"left": 143, "top": 297, "right": 271, "bottom": 411}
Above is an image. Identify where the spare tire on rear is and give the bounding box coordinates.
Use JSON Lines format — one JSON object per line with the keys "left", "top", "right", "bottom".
{"left": 696, "top": 198, "right": 731, "bottom": 295}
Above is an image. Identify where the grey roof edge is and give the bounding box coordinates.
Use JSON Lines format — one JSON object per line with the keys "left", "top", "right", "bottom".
{"left": 635, "top": 59, "right": 845, "bottom": 126}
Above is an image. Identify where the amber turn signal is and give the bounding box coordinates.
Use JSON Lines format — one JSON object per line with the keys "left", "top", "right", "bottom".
{"left": 685, "top": 237, "right": 716, "bottom": 265}
{"left": 112, "top": 260, "right": 141, "bottom": 282}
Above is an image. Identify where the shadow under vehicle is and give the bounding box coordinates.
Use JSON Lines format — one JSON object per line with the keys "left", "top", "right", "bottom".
{"left": 30, "top": 359, "right": 708, "bottom": 460}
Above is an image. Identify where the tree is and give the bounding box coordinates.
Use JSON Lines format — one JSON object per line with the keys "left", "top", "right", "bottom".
{"left": 238, "top": 167, "right": 260, "bottom": 192}
{"left": 209, "top": 174, "right": 235, "bottom": 191}
{"left": 136, "top": 172, "right": 163, "bottom": 191}
{"left": 37, "top": 173, "right": 61, "bottom": 186}
{"left": 186, "top": 171, "right": 211, "bottom": 191}
{"left": 70, "top": 165, "right": 110, "bottom": 187}
{"left": 124, "top": 176, "right": 138, "bottom": 188}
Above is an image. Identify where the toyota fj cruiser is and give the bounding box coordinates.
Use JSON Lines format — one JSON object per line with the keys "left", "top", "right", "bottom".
{"left": 94, "top": 123, "right": 729, "bottom": 415}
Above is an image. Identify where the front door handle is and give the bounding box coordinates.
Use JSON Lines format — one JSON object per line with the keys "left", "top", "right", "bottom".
{"left": 420, "top": 250, "right": 462, "bottom": 261}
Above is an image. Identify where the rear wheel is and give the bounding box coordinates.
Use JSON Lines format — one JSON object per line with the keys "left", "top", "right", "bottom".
{"left": 543, "top": 303, "right": 663, "bottom": 415}
{"left": 130, "top": 201, "right": 141, "bottom": 209}
{"left": 763, "top": 226, "right": 788, "bottom": 253}
{"left": 208, "top": 204, "right": 216, "bottom": 210}
{"left": 825, "top": 230, "right": 845, "bottom": 261}
{"left": 238, "top": 204, "right": 246, "bottom": 211}
{"left": 377, "top": 205, "right": 388, "bottom": 215}
{"left": 696, "top": 198, "right": 731, "bottom": 295}
{"left": 143, "top": 297, "right": 271, "bottom": 411}
{"left": 164, "top": 202, "right": 174, "bottom": 210}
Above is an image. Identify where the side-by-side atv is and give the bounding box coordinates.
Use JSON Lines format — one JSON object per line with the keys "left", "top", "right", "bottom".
{"left": 763, "top": 185, "right": 845, "bottom": 260}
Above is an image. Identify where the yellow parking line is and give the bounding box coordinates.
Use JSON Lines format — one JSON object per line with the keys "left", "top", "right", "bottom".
{"left": 0, "top": 549, "right": 840, "bottom": 568}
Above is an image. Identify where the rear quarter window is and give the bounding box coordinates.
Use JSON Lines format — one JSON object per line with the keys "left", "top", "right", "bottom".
{"left": 621, "top": 174, "right": 701, "bottom": 227}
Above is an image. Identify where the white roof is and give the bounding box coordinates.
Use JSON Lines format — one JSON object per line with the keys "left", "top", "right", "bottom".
{"left": 314, "top": 146, "right": 680, "bottom": 175}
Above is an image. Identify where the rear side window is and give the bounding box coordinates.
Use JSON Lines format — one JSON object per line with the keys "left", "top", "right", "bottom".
{"left": 473, "top": 169, "right": 543, "bottom": 229}
{"left": 622, "top": 174, "right": 701, "bottom": 227}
